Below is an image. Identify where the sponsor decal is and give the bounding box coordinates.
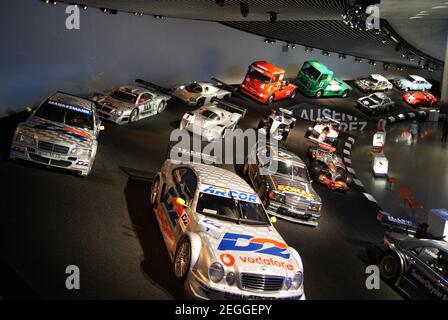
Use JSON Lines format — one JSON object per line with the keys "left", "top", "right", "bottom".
{"left": 154, "top": 203, "right": 174, "bottom": 241}
{"left": 199, "top": 217, "right": 223, "bottom": 232}
{"left": 218, "top": 232, "right": 290, "bottom": 259}
{"left": 200, "top": 185, "right": 260, "bottom": 204}
{"left": 277, "top": 185, "right": 315, "bottom": 200}
{"left": 33, "top": 124, "right": 92, "bottom": 141}
{"left": 410, "top": 268, "right": 448, "bottom": 300}
{"left": 219, "top": 253, "right": 294, "bottom": 271}
{"left": 48, "top": 100, "right": 92, "bottom": 115}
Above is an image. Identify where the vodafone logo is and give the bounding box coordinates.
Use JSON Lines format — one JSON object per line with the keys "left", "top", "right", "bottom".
{"left": 220, "top": 253, "right": 235, "bottom": 267}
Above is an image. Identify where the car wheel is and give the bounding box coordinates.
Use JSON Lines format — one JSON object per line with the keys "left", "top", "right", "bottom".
{"left": 267, "top": 95, "right": 275, "bottom": 104}
{"left": 150, "top": 176, "right": 160, "bottom": 206}
{"left": 196, "top": 98, "right": 205, "bottom": 107}
{"left": 130, "top": 108, "right": 139, "bottom": 123}
{"left": 341, "top": 90, "right": 349, "bottom": 98}
{"left": 157, "top": 101, "right": 166, "bottom": 114}
{"left": 379, "top": 251, "right": 402, "bottom": 284}
{"left": 315, "top": 90, "right": 324, "bottom": 98}
{"left": 174, "top": 237, "right": 191, "bottom": 283}
{"left": 290, "top": 90, "right": 297, "bottom": 99}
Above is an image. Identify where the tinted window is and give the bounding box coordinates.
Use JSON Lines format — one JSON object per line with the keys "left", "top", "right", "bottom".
{"left": 247, "top": 67, "right": 271, "bottom": 83}
{"left": 301, "top": 63, "right": 321, "bottom": 80}
{"left": 185, "top": 83, "right": 202, "bottom": 93}
{"left": 36, "top": 101, "right": 93, "bottom": 129}
{"left": 172, "top": 168, "right": 197, "bottom": 203}
{"left": 111, "top": 90, "right": 138, "bottom": 103}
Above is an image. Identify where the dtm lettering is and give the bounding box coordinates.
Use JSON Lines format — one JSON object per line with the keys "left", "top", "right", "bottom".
{"left": 218, "top": 232, "right": 290, "bottom": 259}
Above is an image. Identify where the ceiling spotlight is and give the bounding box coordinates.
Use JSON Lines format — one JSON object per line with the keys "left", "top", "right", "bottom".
{"left": 52, "top": 1, "right": 57, "bottom": 4}
{"left": 154, "top": 15, "right": 164, "bottom": 19}
{"left": 381, "top": 35, "right": 388, "bottom": 44}
{"left": 338, "top": 54, "right": 347, "bottom": 59}
{"left": 396, "top": 65, "right": 404, "bottom": 71}
{"left": 264, "top": 38, "right": 276, "bottom": 44}
{"left": 354, "top": 57, "right": 362, "bottom": 63}
{"left": 369, "top": 60, "right": 377, "bottom": 65}
{"left": 269, "top": 12, "right": 278, "bottom": 23}
{"left": 82, "top": 5, "right": 88, "bottom": 10}
{"left": 215, "top": 0, "right": 225, "bottom": 7}
{"left": 322, "top": 51, "right": 330, "bottom": 56}
{"left": 240, "top": 2, "right": 249, "bottom": 18}
{"left": 305, "top": 47, "right": 313, "bottom": 52}
{"left": 286, "top": 43, "right": 295, "bottom": 49}
{"left": 383, "top": 63, "right": 390, "bottom": 70}
{"left": 401, "top": 50, "right": 408, "bottom": 58}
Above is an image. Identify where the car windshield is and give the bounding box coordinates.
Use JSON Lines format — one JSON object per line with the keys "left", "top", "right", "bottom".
{"left": 185, "top": 83, "right": 202, "bottom": 93}
{"left": 247, "top": 67, "right": 271, "bottom": 84}
{"left": 370, "top": 94, "right": 382, "bottom": 103}
{"left": 196, "top": 193, "right": 270, "bottom": 225}
{"left": 269, "top": 159, "right": 309, "bottom": 181}
{"left": 368, "top": 76, "right": 379, "bottom": 84}
{"left": 301, "top": 63, "right": 321, "bottom": 80}
{"left": 407, "top": 76, "right": 417, "bottom": 82}
{"left": 111, "top": 90, "right": 137, "bottom": 103}
{"left": 200, "top": 110, "right": 219, "bottom": 120}
{"left": 36, "top": 101, "right": 94, "bottom": 130}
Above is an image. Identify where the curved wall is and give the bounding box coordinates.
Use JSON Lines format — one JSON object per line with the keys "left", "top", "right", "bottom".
{"left": 0, "top": 0, "right": 442, "bottom": 116}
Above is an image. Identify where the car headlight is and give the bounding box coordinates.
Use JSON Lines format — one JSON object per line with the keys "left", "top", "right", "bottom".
{"left": 292, "top": 271, "right": 303, "bottom": 289}
{"left": 71, "top": 148, "right": 90, "bottom": 156}
{"left": 17, "top": 133, "right": 35, "bottom": 145}
{"left": 111, "top": 109, "right": 123, "bottom": 116}
{"left": 226, "top": 272, "right": 236, "bottom": 286}
{"left": 308, "top": 203, "right": 321, "bottom": 212}
{"left": 209, "top": 262, "right": 224, "bottom": 283}
{"left": 284, "top": 277, "right": 292, "bottom": 290}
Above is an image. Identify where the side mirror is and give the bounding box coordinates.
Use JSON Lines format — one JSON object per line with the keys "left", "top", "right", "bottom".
{"left": 270, "top": 216, "right": 277, "bottom": 224}
{"left": 176, "top": 197, "right": 186, "bottom": 207}
{"left": 99, "top": 125, "right": 105, "bottom": 131}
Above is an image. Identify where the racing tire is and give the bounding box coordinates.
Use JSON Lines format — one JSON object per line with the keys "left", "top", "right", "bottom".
{"left": 311, "top": 164, "right": 323, "bottom": 179}
{"left": 157, "top": 101, "right": 166, "bottom": 114}
{"left": 315, "top": 90, "right": 324, "bottom": 98}
{"left": 150, "top": 176, "right": 160, "bottom": 206}
{"left": 196, "top": 98, "right": 205, "bottom": 107}
{"left": 304, "top": 127, "right": 313, "bottom": 139}
{"left": 290, "top": 90, "right": 297, "bottom": 99}
{"left": 379, "top": 251, "right": 403, "bottom": 285}
{"left": 341, "top": 90, "right": 349, "bottom": 98}
{"left": 130, "top": 108, "right": 139, "bottom": 123}
{"left": 281, "top": 130, "right": 289, "bottom": 141}
{"left": 174, "top": 237, "right": 192, "bottom": 284}
{"left": 267, "top": 95, "right": 275, "bottom": 105}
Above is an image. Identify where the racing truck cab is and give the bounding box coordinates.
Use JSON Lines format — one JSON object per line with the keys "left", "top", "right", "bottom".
{"left": 240, "top": 61, "right": 298, "bottom": 104}
{"left": 294, "top": 60, "right": 352, "bottom": 98}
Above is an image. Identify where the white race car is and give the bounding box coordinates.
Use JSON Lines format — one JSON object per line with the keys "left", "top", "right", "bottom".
{"left": 172, "top": 80, "right": 232, "bottom": 107}
{"left": 179, "top": 98, "right": 246, "bottom": 141}
{"left": 304, "top": 117, "right": 341, "bottom": 152}
{"left": 150, "top": 159, "right": 305, "bottom": 300}
{"left": 257, "top": 108, "right": 296, "bottom": 141}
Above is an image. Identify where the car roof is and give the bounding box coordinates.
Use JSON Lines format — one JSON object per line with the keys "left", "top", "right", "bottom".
{"left": 270, "top": 147, "right": 306, "bottom": 166}
{"left": 251, "top": 60, "right": 285, "bottom": 75}
{"left": 189, "top": 163, "right": 256, "bottom": 193}
{"left": 370, "top": 74, "right": 387, "bottom": 81}
{"left": 48, "top": 92, "right": 96, "bottom": 112}
{"left": 118, "top": 85, "right": 150, "bottom": 96}
{"left": 373, "top": 92, "right": 388, "bottom": 99}
{"left": 409, "top": 75, "right": 426, "bottom": 81}
{"left": 306, "top": 60, "right": 332, "bottom": 74}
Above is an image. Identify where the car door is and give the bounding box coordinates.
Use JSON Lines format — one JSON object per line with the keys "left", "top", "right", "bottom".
{"left": 139, "top": 93, "right": 156, "bottom": 117}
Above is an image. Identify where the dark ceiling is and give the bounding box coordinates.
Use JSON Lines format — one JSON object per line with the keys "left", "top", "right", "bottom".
{"left": 59, "top": 0, "right": 447, "bottom": 69}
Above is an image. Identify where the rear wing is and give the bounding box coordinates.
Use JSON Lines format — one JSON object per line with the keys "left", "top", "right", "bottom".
{"left": 135, "top": 79, "right": 172, "bottom": 95}
{"left": 211, "top": 97, "right": 246, "bottom": 118}
{"left": 211, "top": 77, "right": 238, "bottom": 92}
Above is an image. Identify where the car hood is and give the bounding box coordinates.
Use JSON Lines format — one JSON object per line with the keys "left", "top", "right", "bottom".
{"left": 266, "top": 174, "right": 320, "bottom": 204}
{"left": 19, "top": 116, "right": 95, "bottom": 148}
{"left": 359, "top": 96, "right": 379, "bottom": 106}
{"left": 196, "top": 216, "right": 302, "bottom": 276}
{"left": 98, "top": 96, "right": 135, "bottom": 111}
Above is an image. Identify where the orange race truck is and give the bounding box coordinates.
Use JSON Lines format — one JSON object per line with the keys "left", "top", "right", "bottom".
{"left": 240, "top": 61, "right": 298, "bottom": 104}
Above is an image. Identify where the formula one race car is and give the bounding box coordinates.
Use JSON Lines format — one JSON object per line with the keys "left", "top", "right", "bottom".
{"left": 10, "top": 92, "right": 103, "bottom": 176}
{"left": 257, "top": 108, "right": 296, "bottom": 141}
{"left": 243, "top": 145, "right": 322, "bottom": 226}
{"left": 304, "top": 117, "right": 341, "bottom": 152}
{"left": 179, "top": 98, "right": 246, "bottom": 142}
{"left": 403, "top": 91, "right": 438, "bottom": 108}
{"left": 150, "top": 159, "right": 305, "bottom": 300}
{"left": 92, "top": 79, "right": 171, "bottom": 124}
{"left": 308, "top": 148, "right": 352, "bottom": 192}
{"left": 357, "top": 92, "right": 395, "bottom": 115}
{"left": 353, "top": 74, "right": 393, "bottom": 93}
{"left": 368, "top": 211, "right": 447, "bottom": 300}
{"left": 172, "top": 80, "right": 232, "bottom": 107}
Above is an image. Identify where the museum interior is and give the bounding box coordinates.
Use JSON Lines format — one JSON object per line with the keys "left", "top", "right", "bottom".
{"left": 1, "top": 0, "right": 447, "bottom": 301}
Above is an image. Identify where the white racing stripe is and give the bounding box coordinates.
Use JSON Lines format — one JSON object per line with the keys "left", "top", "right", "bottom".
{"left": 363, "top": 193, "right": 377, "bottom": 203}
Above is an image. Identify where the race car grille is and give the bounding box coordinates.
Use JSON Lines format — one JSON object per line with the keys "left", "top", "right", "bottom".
{"left": 29, "top": 154, "right": 72, "bottom": 167}
{"left": 101, "top": 106, "right": 113, "bottom": 113}
{"left": 38, "top": 141, "right": 69, "bottom": 155}
{"left": 241, "top": 273, "right": 284, "bottom": 292}
{"left": 285, "top": 196, "right": 308, "bottom": 210}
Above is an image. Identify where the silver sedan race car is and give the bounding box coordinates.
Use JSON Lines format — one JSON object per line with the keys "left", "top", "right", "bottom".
{"left": 357, "top": 92, "right": 395, "bottom": 115}
{"left": 354, "top": 74, "right": 393, "bottom": 93}
{"left": 172, "top": 80, "right": 232, "bottom": 107}
{"left": 244, "top": 145, "right": 322, "bottom": 226}
{"left": 92, "top": 79, "right": 171, "bottom": 124}
{"left": 150, "top": 160, "right": 305, "bottom": 300}
{"left": 179, "top": 98, "right": 246, "bottom": 142}
{"left": 9, "top": 92, "right": 103, "bottom": 176}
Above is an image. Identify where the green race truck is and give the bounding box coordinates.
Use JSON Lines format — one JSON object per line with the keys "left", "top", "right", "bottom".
{"left": 294, "top": 60, "right": 352, "bottom": 98}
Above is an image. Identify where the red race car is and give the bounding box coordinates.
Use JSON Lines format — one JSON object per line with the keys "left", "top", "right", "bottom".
{"left": 403, "top": 91, "right": 438, "bottom": 108}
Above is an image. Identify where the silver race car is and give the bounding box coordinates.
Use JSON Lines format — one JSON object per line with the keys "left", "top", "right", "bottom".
{"left": 179, "top": 98, "right": 246, "bottom": 142}
{"left": 243, "top": 145, "right": 322, "bottom": 226}
{"left": 9, "top": 92, "right": 103, "bottom": 176}
{"left": 357, "top": 92, "right": 395, "bottom": 115}
{"left": 92, "top": 79, "right": 171, "bottom": 124}
{"left": 150, "top": 160, "right": 305, "bottom": 300}
{"left": 354, "top": 74, "right": 393, "bottom": 93}
{"left": 257, "top": 108, "right": 296, "bottom": 141}
{"left": 172, "top": 80, "right": 232, "bottom": 107}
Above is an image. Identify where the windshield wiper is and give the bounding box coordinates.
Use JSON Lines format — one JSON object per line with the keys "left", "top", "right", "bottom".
{"left": 229, "top": 191, "right": 242, "bottom": 225}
